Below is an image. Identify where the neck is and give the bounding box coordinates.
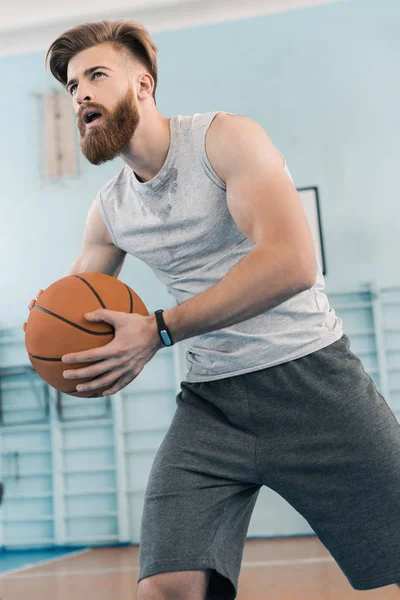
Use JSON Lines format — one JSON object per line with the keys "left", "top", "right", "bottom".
{"left": 120, "top": 108, "right": 171, "bottom": 183}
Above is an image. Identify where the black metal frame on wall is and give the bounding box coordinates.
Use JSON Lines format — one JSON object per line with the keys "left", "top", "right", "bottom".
{"left": 297, "top": 186, "right": 326, "bottom": 275}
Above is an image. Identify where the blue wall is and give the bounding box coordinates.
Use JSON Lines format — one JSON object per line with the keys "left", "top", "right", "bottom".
{"left": 1, "top": 0, "right": 400, "bottom": 328}
{"left": 2, "top": 0, "right": 400, "bottom": 547}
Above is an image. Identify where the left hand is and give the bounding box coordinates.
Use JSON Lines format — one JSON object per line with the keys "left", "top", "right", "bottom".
{"left": 62, "top": 309, "right": 163, "bottom": 396}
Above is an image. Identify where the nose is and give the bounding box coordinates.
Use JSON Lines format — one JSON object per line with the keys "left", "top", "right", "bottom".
{"left": 75, "top": 84, "right": 95, "bottom": 105}
{"left": 77, "top": 94, "right": 94, "bottom": 106}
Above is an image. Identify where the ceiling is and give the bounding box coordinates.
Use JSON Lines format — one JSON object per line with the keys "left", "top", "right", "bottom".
{"left": 0, "top": 0, "right": 340, "bottom": 57}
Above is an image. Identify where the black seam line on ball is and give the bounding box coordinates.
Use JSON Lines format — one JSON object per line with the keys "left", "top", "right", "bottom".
{"left": 29, "top": 354, "right": 62, "bottom": 361}
{"left": 33, "top": 305, "right": 114, "bottom": 335}
{"left": 125, "top": 284, "right": 133, "bottom": 313}
{"left": 73, "top": 275, "right": 106, "bottom": 309}
{"left": 65, "top": 390, "right": 102, "bottom": 397}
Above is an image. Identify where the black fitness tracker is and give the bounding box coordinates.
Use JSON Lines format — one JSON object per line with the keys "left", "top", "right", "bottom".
{"left": 154, "top": 309, "right": 174, "bottom": 347}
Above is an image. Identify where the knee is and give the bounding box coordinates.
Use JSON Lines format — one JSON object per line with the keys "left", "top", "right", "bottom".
{"left": 136, "top": 577, "right": 163, "bottom": 600}
{"left": 136, "top": 572, "right": 209, "bottom": 600}
{"left": 136, "top": 577, "right": 164, "bottom": 600}
{"left": 136, "top": 576, "right": 185, "bottom": 600}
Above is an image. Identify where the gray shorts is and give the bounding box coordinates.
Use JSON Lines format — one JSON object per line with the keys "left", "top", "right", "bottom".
{"left": 139, "top": 334, "right": 400, "bottom": 598}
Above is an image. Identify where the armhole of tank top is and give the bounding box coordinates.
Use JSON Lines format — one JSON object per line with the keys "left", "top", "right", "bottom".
{"left": 196, "top": 112, "right": 228, "bottom": 191}
{"left": 278, "top": 150, "right": 295, "bottom": 184}
{"left": 277, "top": 149, "right": 288, "bottom": 170}
{"left": 278, "top": 150, "right": 294, "bottom": 179}
{"left": 97, "top": 191, "right": 121, "bottom": 250}
{"left": 198, "top": 113, "right": 290, "bottom": 190}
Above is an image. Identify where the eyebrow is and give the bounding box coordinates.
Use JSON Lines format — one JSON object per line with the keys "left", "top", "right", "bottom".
{"left": 67, "top": 66, "right": 112, "bottom": 91}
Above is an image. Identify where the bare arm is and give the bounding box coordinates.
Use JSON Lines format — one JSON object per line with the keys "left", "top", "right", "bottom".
{"left": 68, "top": 196, "right": 126, "bottom": 277}
{"left": 163, "top": 113, "right": 316, "bottom": 343}
{"left": 23, "top": 197, "right": 125, "bottom": 330}
{"left": 57, "top": 117, "right": 316, "bottom": 395}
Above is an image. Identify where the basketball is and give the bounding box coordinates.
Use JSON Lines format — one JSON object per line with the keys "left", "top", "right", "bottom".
{"left": 24, "top": 272, "right": 148, "bottom": 398}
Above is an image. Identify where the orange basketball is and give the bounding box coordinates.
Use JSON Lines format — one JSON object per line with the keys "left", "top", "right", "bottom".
{"left": 25, "top": 273, "right": 148, "bottom": 398}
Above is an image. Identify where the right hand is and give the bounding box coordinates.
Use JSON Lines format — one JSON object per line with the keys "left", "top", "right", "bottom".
{"left": 22, "top": 289, "right": 44, "bottom": 332}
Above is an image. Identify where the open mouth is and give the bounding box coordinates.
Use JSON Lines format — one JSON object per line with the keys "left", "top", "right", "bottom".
{"left": 83, "top": 110, "right": 103, "bottom": 125}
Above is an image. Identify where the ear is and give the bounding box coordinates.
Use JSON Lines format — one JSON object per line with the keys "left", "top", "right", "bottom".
{"left": 137, "top": 72, "right": 155, "bottom": 100}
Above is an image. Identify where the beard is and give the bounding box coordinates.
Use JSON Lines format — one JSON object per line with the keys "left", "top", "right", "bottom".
{"left": 78, "top": 87, "right": 140, "bottom": 165}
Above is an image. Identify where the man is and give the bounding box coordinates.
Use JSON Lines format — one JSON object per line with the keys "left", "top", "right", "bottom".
{"left": 26, "top": 19, "right": 400, "bottom": 599}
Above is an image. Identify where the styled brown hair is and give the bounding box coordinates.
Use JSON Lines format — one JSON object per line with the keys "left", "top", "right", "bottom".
{"left": 45, "top": 20, "right": 158, "bottom": 99}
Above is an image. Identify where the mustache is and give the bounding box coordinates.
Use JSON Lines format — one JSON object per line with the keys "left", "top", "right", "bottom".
{"left": 77, "top": 103, "right": 108, "bottom": 122}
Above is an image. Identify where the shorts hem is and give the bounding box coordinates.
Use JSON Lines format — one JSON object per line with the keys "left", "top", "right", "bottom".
{"left": 139, "top": 556, "right": 237, "bottom": 598}
{"left": 350, "top": 570, "right": 400, "bottom": 591}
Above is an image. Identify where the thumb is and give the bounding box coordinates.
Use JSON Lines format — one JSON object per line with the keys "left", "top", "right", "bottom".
{"left": 84, "top": 308, "right": 119, "bottom": 325}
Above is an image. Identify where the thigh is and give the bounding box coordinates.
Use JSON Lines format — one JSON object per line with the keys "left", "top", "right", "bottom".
{"left": 139, "top": 380, "right": 261, "bottom": 600}
{"left": 243, "top": 334, "right": 400, "bottom": 591}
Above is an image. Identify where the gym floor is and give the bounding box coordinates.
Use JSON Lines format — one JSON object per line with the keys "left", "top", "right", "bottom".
{"left": 0, "top": 537, "right": 399, "bottom": 599}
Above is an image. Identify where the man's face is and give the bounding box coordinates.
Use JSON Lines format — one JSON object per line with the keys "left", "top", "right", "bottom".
{"left": 67, "top": 42, "right": 140, "bottom": 165}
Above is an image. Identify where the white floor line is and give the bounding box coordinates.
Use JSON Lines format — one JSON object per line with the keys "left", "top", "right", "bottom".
{"left": 242, "top": 557, "right": 334, "bottom": 568}
{"left": 0, "top": 548, "right": 91, "bottom": 579}
{"left": 1, "top": 556, "right": 334, "bottom": 580}
{"left": 3, "top": 566, "right": 138, "bottom": 579}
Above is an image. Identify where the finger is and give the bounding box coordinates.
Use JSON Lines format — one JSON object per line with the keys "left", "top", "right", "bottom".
{"left": 102, "top": 370, "right": 140, "bottom": 396}
{"left": 75, "top": 366, "right": 130, "bottom": 393}
{"left": 62, "top": 342, "right": 120, "bottom": 364}
{"left": 28, "top": 290, "right": 44, "bottom": 312}
{"left": 84, "top": 309, "right": 120, "bottom": 325}
{"left": 29, "top": 290, "right": 43, "bottom": 310}
{"left": 63, "top": 358, "right": 123, "bottom": 380}
{"left": 22, "top": 322, "right": 27, "bottom": 332}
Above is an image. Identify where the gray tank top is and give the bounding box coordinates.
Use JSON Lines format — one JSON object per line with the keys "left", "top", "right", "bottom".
{"left": 98, "top": 111, "right": 343, "bottom": 382}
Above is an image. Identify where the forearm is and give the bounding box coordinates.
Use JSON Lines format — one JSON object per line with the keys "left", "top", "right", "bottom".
{"left": 163, "top": 245, "right": 314, "bottom": 344}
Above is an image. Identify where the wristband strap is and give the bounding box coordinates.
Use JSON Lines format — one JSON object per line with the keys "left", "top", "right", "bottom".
{"left": 154, "top": 309, "right": 174, "bottom": 347}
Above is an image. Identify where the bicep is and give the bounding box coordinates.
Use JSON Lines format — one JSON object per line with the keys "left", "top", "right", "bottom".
{"left": 206, "top": 115, "right": 316, "bottom": 278}
{"left": 69, "top": 196, "right": 126, "bottom": 277}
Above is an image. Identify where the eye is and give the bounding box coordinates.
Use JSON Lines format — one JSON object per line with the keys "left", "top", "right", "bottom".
{"left": 69, "top": 72, "right": 105, "bottom": 96}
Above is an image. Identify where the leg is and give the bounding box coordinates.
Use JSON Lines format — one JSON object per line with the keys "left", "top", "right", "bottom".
{"left": 242, "top": 334, "right": 400, "bottom": 591}
{"left": 138, "top": 379, "right": 261, "bottom": 600}
{"left": 137, "top": 571, "right": 211, "bottom": 600}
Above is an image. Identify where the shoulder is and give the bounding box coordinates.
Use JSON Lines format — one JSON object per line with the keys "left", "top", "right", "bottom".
{"left": 206, "top": 113, "right": 283, "bottom": 182}
{"left": 207, "top": 113, "right": 268, "bottom": 143}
